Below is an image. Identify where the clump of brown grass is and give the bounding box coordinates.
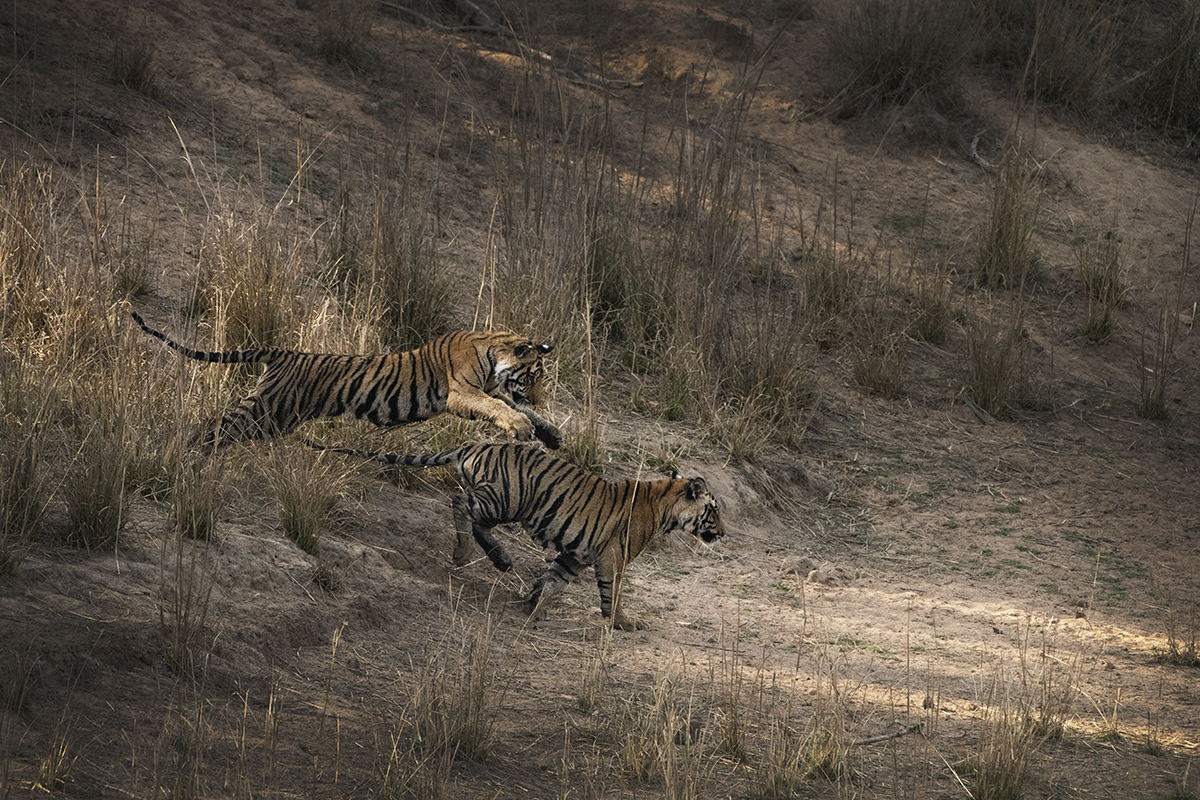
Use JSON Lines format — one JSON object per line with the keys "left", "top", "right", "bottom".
{"left": 267, "top": 444, "right": 349, "bottom": 555}
{"left": 1139, "top": 0, "right": 1200, "bottom": 134}
{"left": 326, "top": 186, "right": 453, "bottom": 351}
{"left": 826, "top": 0, "right": 974, "bottom": 110}
{"left": 851, "top": 300, "right": 908, "bottom": 399}
{"left": 965, "top": 304, "right": 1041, "bottom": 419}
{"left": 37, "top": 713, "right": 77, "bottom": 792}
{"left": 910, "top": 264, "right": 955, "bottom": 344}
{"left": 109, "top": 33, "right": 158, "bottom": 95}
{"left": 407, "top": 610, "right": 503, "bottom": 765}
{"left": 977, "top": 0, "right": 1118, "bottom": 112}
{"left": 1076, "top": 229, "right": 1127, "bottom": 343}
{"left": 1137, "top": 198, "right": 1193, "bottom": 420}
{"left": 976, "top": 146, "right": 1042, "bottom": 289}
{"left": 0, "top": 365, "right": 53, "bottom": 574}
{"left": 317, "top": 0, "right": 374, "bottom": 65}
{"left": 159, "top": 537, "right": 214, "bottom": 678}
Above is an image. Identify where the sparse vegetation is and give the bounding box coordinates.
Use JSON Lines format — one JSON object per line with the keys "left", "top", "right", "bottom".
{"left": 0, "top": 0, "right": 1196, "bottom": 797}
{"left": 826, "top": 0, "right": 974, "bottom": 110}
{"left": 1076, "top": 227, "right": 1127, "bottom": 343}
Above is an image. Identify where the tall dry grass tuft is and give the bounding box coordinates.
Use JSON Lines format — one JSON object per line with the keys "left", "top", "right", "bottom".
{"left": 963, "top": 677, "right": 1040, "bottom": 800}
{"left": 976, "top": 146, "right": 1042, "bottom": 289}
{"left": 326, "top": 185, "right": 453, "bottom": 351}
{"left": 109, "top": 32, "right": 158, "bottom": 95}
{"left": 755, "top": 679, "right": 853, "bottom": 794}
{"left": 196, "top": 215, "right": 310, "bottom": 350}
{"left": 977, "top": 0, "right": 1118, "bottom": 112}
{"left": 851, "top": 299, "right": 908, "bottom": 399}
{"left": 0, "top": 160, "right": 59, "bottom": 338}
{"left": 38, "top": 713, "right": 78, "bottom": 792}
{"left": 1140, "top": 0, "right": 1200, "bottom": 134}
{"left": 317, "top": 0, "right": 374, "bottom": 65}
{"left": 827, "top": 0, "right": 974, "bottom": 110}
{"left": 1076, "top": 228, "right": 1127, "bottom": 343}
{"left": 965, "top": 305, "right": 1034, "bottom": 419}
{"left": 403, "top": 607, "right": 504, "bottom": 769}
{"left": 267, "top": 444, "right": 349, "bottom": 555}
{"left": 910, "top": 261, "right": 955, "bottom": 344}
{"left": 1137, "top": 197, "right": 1193, "bottom": 420}
{"left": 0, "top": 361, "right": 54, "bottom": 574}
{"left": 1160, "top": 595, "right": 1200, "bottom": 668}
{"left": 159, "top": 537, "right": 214, "bottom": 678}
{"left": 617, "top": 667, "right": 714, "bottom": 797}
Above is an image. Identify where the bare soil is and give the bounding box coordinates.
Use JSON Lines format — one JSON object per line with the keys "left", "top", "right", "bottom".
{"left": 1, "top": 1, "right": 1198, "bottom": 798}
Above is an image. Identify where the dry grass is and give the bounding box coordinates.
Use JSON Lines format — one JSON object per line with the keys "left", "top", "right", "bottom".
{"left": 1137, "top": 197, "right": 1193, "bottom": 420}
{"left": 1076, "top": 228, "right": 1127, "bottom": 343}
{"left": 316, "top": 0, "right": 374, "bottom": 65}
{"left": 1140, "top": 0, "right": 1200, "bottom": 134}
{"left": 267, "top": 443, "right": 350, "bottom": 555}
{"left": 109, "top": 33, "right": 158, "bottom": 95}
{"left": 826, "top": 0, "right": 974, "bottom": 110}
{"left": 976, "top": 146, "right": 1042, "bottom": 289}
{"left": 977, "top": 0, "right": 1118, "bottom": 112}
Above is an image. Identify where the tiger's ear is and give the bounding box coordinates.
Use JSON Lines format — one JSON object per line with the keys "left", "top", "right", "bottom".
{"left": 686, "top": 477, "right": 708, "bottom": 500}
{"left": 536, "top": 343, "right": 553, "bottom": 354}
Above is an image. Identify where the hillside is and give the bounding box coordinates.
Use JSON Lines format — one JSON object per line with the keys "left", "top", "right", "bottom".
{"left": 2, "top": 0, "right": 1199, "bottom": 798}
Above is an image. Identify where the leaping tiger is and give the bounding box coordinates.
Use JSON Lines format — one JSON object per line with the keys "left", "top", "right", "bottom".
{"left": 130, "top": 311, "right": 561, "bottom": 450}
{"left": 316, "top": 441, "right": 726, "bottom": 630}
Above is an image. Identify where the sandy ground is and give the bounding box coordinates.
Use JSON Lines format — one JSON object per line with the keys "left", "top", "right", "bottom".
{"left": 1, "top": 0, "right": 1198, "bottom": 797}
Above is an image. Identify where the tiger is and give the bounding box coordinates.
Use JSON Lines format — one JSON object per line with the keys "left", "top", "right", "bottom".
{"left": 315, "top": 441, "right": 726, "bottom": 630}
{"left": 130, "top": 311, "right": 561, "bottom": 450}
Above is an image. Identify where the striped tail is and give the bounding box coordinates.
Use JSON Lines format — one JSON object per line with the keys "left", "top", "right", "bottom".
{"left": 130, "top": 310, "right": 270, "bottom": 364}
{"left": 303, "top": 440, "right": 459, "bottom": 469}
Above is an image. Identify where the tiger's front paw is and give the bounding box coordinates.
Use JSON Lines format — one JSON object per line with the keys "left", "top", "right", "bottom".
{"left": 609, "top": 614, "right": 648, "bottom": 632}
{"left": 506, "top": 416, "right": 536, "bottom": 442}
{"left": 534, "top": 420, "right": 562, "bottom": 450}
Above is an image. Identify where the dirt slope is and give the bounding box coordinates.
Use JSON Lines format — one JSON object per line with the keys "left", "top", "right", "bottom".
{"left": 1, "top": 1, "right": 1198, "bottom": 798}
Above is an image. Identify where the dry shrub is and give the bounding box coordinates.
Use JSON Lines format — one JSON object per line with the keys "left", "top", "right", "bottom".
{"left": 317, "top": 0, "right": 373, "bottom": 64}
{"left": 198, "top": 215, "right": 310, "bottom": 350}
{"left": 1160, "top": 596, "right": 1200, "bottom": 668}
{"left": 109, "top": 33, "right": 158, "bottom": 95}
{"left": 1137, "top": 198, "right": 1192, "bottom": 420}
{"left": 910, "top": 265, "right": 954, "bottom": 344}
{"left": 827, "top": 0, "right": 974, "bottom": 110}
{"left": 977, "top": 145, "right": 1042, "bottom": 289}
{"left": 851, "top": 301, "right": 907, "bottom": 399}
{"left": 159, "top": 538, "right": 214, "bottom": 678}
{"left": 965, "top": 304, "right": 1041, "bottom": 419}
{"left": 326, "top": 186, "right": 453, "bottom": 351}
{"left": 755, "top": 683, "right": 853, "bottom": 794}
{"left": 617, "top": 669, "right": 714, "bottom": 797}
{"left": 267, "top": 444, "right": 349, "bottom": 555}
{"left": 1076, "top": 230, "right": 1127, "bottom": 343}
{"left": 406, "top": 611, "right": 502, "bottom": 766}
{"left": 0, "top": 161, "right": 59, "bottom": 339}
{"left": 1140, "top": 0, "right": 1200, "bottom": 134}
{"left": 0, "top": 366, "right": 53, "bottom": 574}
{"left": 977, "top": 0, "right": 1118, "bottom": 111}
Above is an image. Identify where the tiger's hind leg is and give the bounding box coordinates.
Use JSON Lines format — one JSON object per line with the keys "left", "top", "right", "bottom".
{"left": 190, "top": 395, "right": 290, "bottom": 451}
{"left": 450, "top": 494, "right": 512, "bottom": 572}
{"left": 523, "top": 552, "right": 584, "bottom": 620}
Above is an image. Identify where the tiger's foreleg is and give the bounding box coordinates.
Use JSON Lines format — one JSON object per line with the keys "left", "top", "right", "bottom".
{"left": 596, "top": 547, "right": 644, "bottom": 631}
{"left": 513, "top": 405, "right": 562, "bottom": 450}
{"left": 446, "top": 392, "right": 537, "bottom": 442}
{"left": 450, "top": 495, "right": 512, "bottom": 572}
{"left": 523, "top": 552, "right": 584, "bottom": 620}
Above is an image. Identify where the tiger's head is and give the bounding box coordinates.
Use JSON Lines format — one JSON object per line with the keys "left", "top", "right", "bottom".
{"left": 671, "top": 477, "right": 726, "bottom": 544}
{"left": 493, "top": 337, "right": 553, "bottom": 407}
